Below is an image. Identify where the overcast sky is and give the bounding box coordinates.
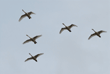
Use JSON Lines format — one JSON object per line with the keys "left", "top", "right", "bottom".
{"left": 0, "top": 0, "right": 109, "bottom": 74}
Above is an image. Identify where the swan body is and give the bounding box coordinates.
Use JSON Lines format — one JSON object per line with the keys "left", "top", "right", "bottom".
{"left": 59, "top": 23, "right": 77, "bottom": 34}
{"left": 23, "top": 34, "right": 42, "bottom": 44}
{"left": 19, "top": 9, "right": 35, "bottom": 21}
{"left": 88, "top": 29, "right": 106, "bottom": 40}
{"left": 25, "top": 53, "right": 44, "bottom": 62}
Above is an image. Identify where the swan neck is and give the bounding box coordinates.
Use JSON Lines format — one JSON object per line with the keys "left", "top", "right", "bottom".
{"left": 29, "top": 53, "right": 33, "bottom": 57}
{"left": 92, "top": 29, "right": 96, "bottom": 32}
{"left": 62, "top": 23, "right": 66, "bottom": 27}
{"left": 22, "top": 9, "right": 26, "bottom": 14}
{"left": 26, "top": 35, "right": 31, "bottom": 39}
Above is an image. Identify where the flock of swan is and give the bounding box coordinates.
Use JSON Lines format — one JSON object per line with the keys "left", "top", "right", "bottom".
{"left": 19, "top": 9, "right": 106, "bottom": 62}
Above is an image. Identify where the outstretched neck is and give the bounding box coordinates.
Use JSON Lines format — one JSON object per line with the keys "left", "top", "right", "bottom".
{"left": 62, "top": 23, "right": 67, "bottom": 27}
{"left": 92, "top": 29, "right": 96, "bottom": 33}
{"left": 29, "top": 53, "right": 33, "bottom": 57}
{"left": 22, "top": 9, "right": 27, "bottom": 14}
{"left": 26, "top": 34, "right": 31, "bottom": 39}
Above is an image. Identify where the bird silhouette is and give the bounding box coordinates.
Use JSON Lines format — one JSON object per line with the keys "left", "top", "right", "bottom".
{"left": 23, "top": 34, "right": 42, "bottom": 44}
{"left": 25, "top": 53, "right": 44, "bottom": 62}
{"left": 19, "top": 9, "right": 35, "bottom": 21}
{"left": 88, "top": 29, "right": 106, "bottom": 40}
{"left": 59, "top": 23, "right": 77, "bottom": 34}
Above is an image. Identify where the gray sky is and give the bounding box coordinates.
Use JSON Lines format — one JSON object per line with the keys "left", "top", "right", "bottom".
{"left": 0, "top": 0, "right": 109, "bottom": 74}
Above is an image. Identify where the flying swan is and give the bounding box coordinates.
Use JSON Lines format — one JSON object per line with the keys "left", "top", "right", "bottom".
{"left": 88, "top": 29, "right": 106, "bottom": 40}
{"left": 19, "top": 9, "right": 35, "bottom": 21}
{"left": 25, "top": 53, "right": 44, "bottom": 62}
{"left": 59, "top": 23, "right": 77, "bottom": 34}
{"left": 23, "top": 34, "right": 42, "bottom": 44}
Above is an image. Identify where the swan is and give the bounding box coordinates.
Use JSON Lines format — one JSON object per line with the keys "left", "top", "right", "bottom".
{"left": 23, "top": 34, "right": 42, "bottom": 44}
{"left": 19, "top": 9, "right": 35, "bottom": 21}
{"left": 59, "top": 23, "right": 77, "bottom": 34}
{"left": 88, "top": 29, "right": 106, "bottom": 40}
{"left": 25, "top": 53, "right": 44, "bottom": 62}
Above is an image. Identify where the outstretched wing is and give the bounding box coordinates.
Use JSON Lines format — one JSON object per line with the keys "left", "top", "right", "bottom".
{"left": 33, "top": 35, "right": 42, "bottom": 40}
{"left": 68, "top": 24, "right": 77, "bottom": 29}
{"left": 98, "top": 30, "right": 106, "bottom": 34}
{"left": 88, "top": 33, "right": 96, "bottom": 40}
{"left": 19, "top": 14, "right": 27, "bottom": 21}
{"left": 34, "top": 53, "right": 44, "bottom": 58}
{"left": 25, "top": 57, "right": 33, "bottom": 62}
{"left": 27, "top": 12, "right": 35, "bottom": 15}
{"left": 59, "top": 28, "right": 67, "bottom": 34}
{"left": 23, "top": 39, "right": 32, "bottom": 44}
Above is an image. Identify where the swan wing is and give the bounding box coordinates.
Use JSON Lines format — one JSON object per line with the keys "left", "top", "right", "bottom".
{"left": 68, "top": 24, "right": 77, "bottom": 29}
{"left": 59, "top": 28, "right": 67, "bottom": 34}
{"left": 98, "top": 30, "right": 106, "bottom": 34}
{"left": 33, "top": 35, "right": 42, "bottom": 40}
{"left": 23, "top": 39, "right": 32, "bottom": 44}
{"left": 25, "top": 57, "right": 33, "bottom": 62}
{"left": 19, "top": 14, "right": 27, "bottom": 21}
{"left": 88, "top": 33, "right": 96, "bottom": 40}
{"left": 34, "top": 53, "right": 44, "bottom": 58}
{"left": 27, "top": 12, "right": 35, "bottom": 15}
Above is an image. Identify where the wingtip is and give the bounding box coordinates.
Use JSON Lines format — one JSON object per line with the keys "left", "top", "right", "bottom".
{"left": 23, "top": 41, "right": 25, "bottom": 44}
{"left": 40, "top": 53, "right": 44, "bottom": 55}
{"left": 103, "top": 31, "right": 107, "bottom": 32}
{"left": 18, "top": 18, "right": 21, "bottom": 22}
{"left": 33, "top": 12, "right": 35, "bottom": 14}
{"left": 39, "top": 35, "right": 42, "bottom": 37}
